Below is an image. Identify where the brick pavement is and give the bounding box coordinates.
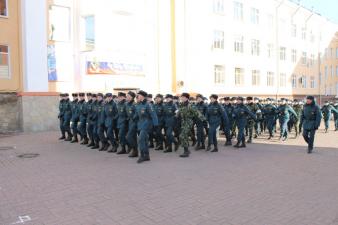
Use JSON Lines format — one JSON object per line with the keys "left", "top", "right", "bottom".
{"left": 0, "top": 123, "right": 337, "bottom": 225}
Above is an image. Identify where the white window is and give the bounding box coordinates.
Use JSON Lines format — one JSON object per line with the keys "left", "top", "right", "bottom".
{"left": 310, "top": 54, "right": 314, "bottom": 66}
{"left": 213, "top": 30, "right": 224, "bottom": 49}
{"left": 251, "top": 39, "right": 260, "bottom": 56}
{"left": 250, "top": 8, "right": 259, "bottom": 24}
{"left": 234, "top": 36, "right": 244, "bottom": 53}
{"left": 267, "top": 72, "right": 274, "bottom": 87}
{"left": 291, "top": 49, "right": 297, "bottom": 63}
{"left": 213, "top": 0, "right": 225, "bottom": 14}
{"left": 279, "top": 73, "right": 286, "bottom": 87}
{"left": 336, "top": 65, "right": 338, "bottom": 76}
{"left": 330, "top": 48, "right": 333, "bottom": 58}
{"left": 0, "top": 45, "right": 10, "bottom": 79}
{"left": 267, "top": 44, "right": 274, "bottom": 58}
{"left": 291, "top": 74, "right": 297, "bottom": 88}
{"left": 301, "top": 27, "right": 306, "bottom": 40}
{"left": 49, "top": 5, "right": 71, "bottom": 41}
{"left": 235, "top": 68, "right": 244, "bottom": 86}
{"left": 331, "top": 65, "right": 334, "bottom": 77}
{"left": 291, "top": 24, "right": 297, "bottom": 37}
{"left": 233, "top": 1, "right": 243, "bottom": 21}
{"left": 300, "top": 75, "right": 307, "bottom": 88}
{"left": 252, "top": 70, "right": 260, "bottom": 86}
{"left": 310, "top": 31, "right": 315, "bottom": 43}
{"left": 81, "top": 15, "right": 95, "bottom": 51}
{"left": 0, "top": 0, "right": 8, "bottom": 17}
{"left": 336, "top": 47, "right": 338, "bottom": 59}
{"left": 325, "top": 48, "right": 328, "bottom": 59}
{"left": 310, "top": 76, "right": 315, "bottom": 88}
{"left": 336, "top": 82, "right": 338, "bottom": 95}
{"left": 280, "top": 47, "right": 286, "bottom": 61}
{"left": 267, "top": 14, "right": 274, "bottom": 29}
{"left": 302, "top": 52, "right": 307, "bottom": 65}
{"left": 214, "top": 65, "right": 225, "bottom": 84}
{"left": 325, "top": 66, "right": 328, "bottom": 79}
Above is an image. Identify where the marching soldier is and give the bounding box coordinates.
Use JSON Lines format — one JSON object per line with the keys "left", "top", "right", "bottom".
{"left": 276, "top": 98, "right": 298, "bottom": 141}
{"left": 163, "top": 94, "right": 178, "bottom": 153}
{"left": 321, "top": 101, "right": 338, "bottom": 132}
{"left": 134, "top": 91, "right": 158, "bottom": 163}
{"left": 147, "top": 94, "right": 155, "bottom": 149}
{"left": 126, "top": 91, "right": 138, "bottom": 157}
{"left": 104, "top": 93, "right": 118, "bottom": 153}
{"left": 246, "top": 97, "right": 259, "bottom": 143}
{"left": 223, "top": 97, "right": 234, "bottom": 146}
{"left": 78, "top": 93, "right": 88, "bottom": 144}
{"left": 96, "top": 93, "right": 107, "bottom": 151}
{"left": 63, "top": 93, "right": 73, "bottom": 141}
{"left": 292, "top": 100, "right": 303, "bottom": 138}
{"left": 58, "top": 93, "right": 66, "bottom": 140}
{"left": 154, "top": 94, "right": 165, "bottom": 150}
{"left": 333, "top": 102, "right": 338, "bottom": 131}
{"left": 116, "top": 92, "right": 128, "bottom": 154}
{"left": 301, "top": 96, "right": 322, "bottom": 153}
{"left": 70, "top": 93, "right": 80, "bottom": 143}
{"left": 194, "top": 94, "right": 207, "bottom": 150}
{"left": 87, "top": 94, "right": 96, "bottom": 148}
{"left": 90, "top": 94, "right": 101, "bottom": 149}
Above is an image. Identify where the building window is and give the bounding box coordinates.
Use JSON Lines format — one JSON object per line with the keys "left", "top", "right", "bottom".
{"left": 252, "top": 70, "right": 260, "bottom": 86}
{"left": 214, "top": 65, "right": 225, "bottom": 84}
{"left": 301, "top": 27, "right": 306, "bottom": 40}
{"left": 235, "top": 68, "right": 244, "bottom": 86}
{"left": 325, "top": 66, "right": 328, "bottom": 79}
{"left": 213, "top": 0, "right": 225, "bottom": 14}
{"left": 234, "top": 36, "right": 244, "bottom": 53}
{"left": 302, "top": 52, "right": 307, "bottom": 65}
{"left": 267, "top": 44, "right": 274, "bottom": 58}
{"left": 280, "top": 47, "right": 286, "bottom": 61}
{"left": 251, "top": 39, "right": 260, "bottom": 56}
{"left": 0, "top": 0, "right": 8, "bottom": 17}
{"left": 250, "top": 8, "right": 259, "bottom": 24}
{"left": 267, "top": 72, "right": 274, "bottom": 87}
{"left": 291, "top": 49, "right": 297, "bottom": 63}
{"left": 279, "top": 73, "right": 286, "bottom": 87}
{"left": 310, "top": 54, "right": 314, "bottom": 66}
{"left": 49, "top": 5, "right": 71, "bottom": 42}
{"left": 233, "top": 1, "right": 243, "bottom": 21}
{"left": 336, "top": 65, "right": 338, "bottom": 76}
{"left": 291, "top": 74, "right": 297, "bottom": 88}
{"left": 331, "top": 65, "right": 334, "bottom": 77}
{"left": 81, "top": 15, "right": 95, "bottom": 51}
{"left": 310, "top": 76, "right": 315, "bottom": 88}
{"left": 300, "top": 75, "right": 307, "bottom": 88}
{"left": 291, "top": 24, "right": 297, "bottom": 37}
{"left": 213, "top": 30, "right": 224, "bottom": 49}
{"left": 310, "top": 31, "right": 315, "bottom": 43}
{"left": 336, "top": 47, "right": 338, "bottom": 59}
{"left": 267, "top": 14, "right": 274, "bottom": 29}
{"left": 336, "top": 82, "right": 338, "bottom": 95}
{"left": 325, "top": 48, "right": 328, "bottom": 59}
{"left": 330, "top": 48, "right": 333, "bottom": 58}
{"left": 0, "top": 45, "right": 10, "bottom": 79}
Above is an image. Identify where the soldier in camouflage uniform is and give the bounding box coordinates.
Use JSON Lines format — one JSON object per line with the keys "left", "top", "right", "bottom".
{"left": 58, "top": 93, "right": 66, "bottom": 140}
{"left": 176, "top": 93, "right": 205, "bottom": 158}
{"left": 292, "top": 100, "right": 303, "bottom": 137}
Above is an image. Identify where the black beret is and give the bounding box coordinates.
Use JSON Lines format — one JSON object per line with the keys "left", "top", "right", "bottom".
{"left": 137, "top": 90, "right": 148, "bottom": 97}
{"left": 196, "top": 94, "right": 204, "bottom": 99}
{"left": 72, "top": 93, "right": 78, "bottom": 97}
{"left": 92, "top": 94, "right": 97, "bottom": 97}
{"left": 237, "top": 97, "right": 244, "bottom": 101}
{"left": 97, "top": 93, "right": 104, "bottom": 97}
{"left": 210, "top": 94, "right": 218, "bottom": 100}
{"left": 86, "top": 93, "right": 92, "bottom": 96}
{"left": 147, "top": 94, "right": 153, "bottom": 98}
{"left": 181, "top": 93, "right": 190, "bottom": 99}
{"left": 127, "top": 91, "right": 136, "bottom": 99}
{"left": 79, "top": 93, "right": 85, "bottom": 97}
{"left": 106, "top": 93, "right": 113, "bottom": 97}
{"left": 165, "top": 94, "right": 173, "bottom": 99}
{"left": 246, "top": 96, "right": 253, "bottom": 101}
{"left": 118, "top": 92, "right": 126, "bottom": 97}
{"left": 156, "top": 94, "right": 163, "bottom": 99}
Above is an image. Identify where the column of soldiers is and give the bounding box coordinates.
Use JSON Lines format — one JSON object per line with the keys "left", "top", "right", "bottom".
{"left": 58, "top": 91, "right": 338, "bottom": 163}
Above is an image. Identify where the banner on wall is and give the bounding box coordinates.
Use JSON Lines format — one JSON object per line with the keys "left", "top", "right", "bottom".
{"left": 86, "top": 60, "right": 144, "bottom": 76}
{"left": 47, "top": 45, "right": 57, "bottom": 81}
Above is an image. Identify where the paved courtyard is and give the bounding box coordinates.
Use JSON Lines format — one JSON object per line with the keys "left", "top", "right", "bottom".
{"left": 0, "top": 124, "right": 338, "bottom": 225}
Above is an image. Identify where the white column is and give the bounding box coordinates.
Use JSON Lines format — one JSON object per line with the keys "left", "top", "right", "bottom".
{"left": 21, "top": 0, "right": 48, "bottom": 92}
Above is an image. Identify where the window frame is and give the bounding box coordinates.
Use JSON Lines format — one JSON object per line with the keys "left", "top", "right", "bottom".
{"left": 0, "top": 0, "right": 9, "bottom": 18}
{"left": 213, "top": 30, "right": 224, "bottom": 50}
{"left": 267, "top": 72, "right": 274, "bottom": 87}
{"left": 233, "top": 1, "right": 243, "bottom": 22}
{"left": 0, "top": 44, "right": 11, "bottom": 79}
{"left": 252, "top": 70, "right": 260, "bottom": 86}
{"left": 214, "top": 65, "right": 225, "bottom": 85}
{"left": 235, "top": 67, "right": 244, "bottom": 86}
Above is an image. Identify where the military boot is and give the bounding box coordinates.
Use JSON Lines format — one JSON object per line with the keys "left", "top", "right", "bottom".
{"left": 137, "top": 151, "right": 150, "bottom": 163}
{"left": 194, "top": 144, "right": 201, "bottom": 151}
{"left": 239, "top": 140, "right": 246, "bottom": 148}
{"left": 211, "top": 145, "right": 218, "bottom": 152}
{"left": 179, "top": 147, "right": 190, "bottom": 158}
{"left": 117, "top": 145, "right": 127, "bottom": 154}
{"left": 87, "top": 140, "right": 95, "bottom": 147}
{"left": 225, "top": 140, "right": 232, "bottom": 146}
{"left": 155, "top": 144, "right": 164, "bottom": 150}
{"left": 91, "top": 142, "right": 99, "bottom": 149}
{"left": 59, "top": 133, "right": 66, "bottom": 140}
{"left": 234, "top": 142, "right": 240, "bottom": 148}
{"left": 65, "top": 132, "right": 73, "bottom": 141}
{"left": 307, "top": 146, "right": 313, "bottom": 154}
{"left": 174, "top": 140, "right": 180, "bottom": 151}
{"left": 247, "top": 138, "right": 252, "bottom": 144}
{"left": 206, "top": 145, "right": 212, "bottom": 151}
{"left": 164, "top": 144, "right": 173, "bottom": 153}
{"left": 128, "top": 148, "right": 138, "bottom": 157}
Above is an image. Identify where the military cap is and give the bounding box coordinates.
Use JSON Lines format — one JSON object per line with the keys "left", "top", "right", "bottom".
{"left": 306, "top": 96, "right": 314, "bottom": 101}
{"left": 92, "top": 94, "right": 97, "bottom": 98}
{"left": 118, "top": 92, "right": 126, "bottom": 97}
{"left": 64, "top": 93, "right": 69, "bottom": 97}
{"left": 237, "top": 97, "right": 244, "bottom": 101}
{"left": 147, "top": 94, "right": 153, "bottom": 98}
{"left": 189, "top": 97, "right": 195, "bottom": 101}
{"left": 112, "top": 95, "right": 117, "bottom": 99}
{"left": 246, "top": 96, "right": 253, "bottom": 101}
{"left": 254, "top": 97, "right": 259, "bottom": 101}
{"left": 79, "top": 93, "right": 85, "bottom": 97}
{"left": 203, "top": 97, "right": 208, "bottom": 101}
{"left": 137, "top": 90, "right": 148, "bottom": 97}
{"left": 181, "top": 92, "right": 190, "bottom": 99}
{"left": 127, "top": 91, "right": 136, "bottom": 99}
{"left": 324, "top": 100, "right": 329, "bottom": 103}
{"left": 293, "top": 99, "right": 299, "bottom": 102}
{"left": 72, "top": 93, "right": 78, "bottom": 97}
{"left": 196, "top": 94, "right": 204, "bottom": 99}
{"left": 280, "top": 98, "right": 287, "bottom": 101}
{"left": 165, "top": 94, "right": 173, "bottom": 99}
{"left": 173, "top": 96, "right": 179, "bottom": 100}
{"left": 156, "top": 94, "right": 163, "bottom": 99}
{"left": 231, "top": 97, "right": 237, "bottom": 101}
{"left": 97, "top": 93, "right": 104, "bottom": 97}
{"left": 106, "top": 93, "right": 113, "bottom": 97}
{"left": 59, "top": 93, "right": 63, "bottom": 97}
{"left": 223, "top": 97, "right": 230, "bottom": 101}
{"left": 86, "top": 93, "right": 92, "bottom": 96}
{"left": 210, "top": 94, "right": 218, "bottom": 100}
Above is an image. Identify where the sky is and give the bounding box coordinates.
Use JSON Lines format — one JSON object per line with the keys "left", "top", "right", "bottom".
{"left": 294, "top": 0, "right": 338, "bottom": 24}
